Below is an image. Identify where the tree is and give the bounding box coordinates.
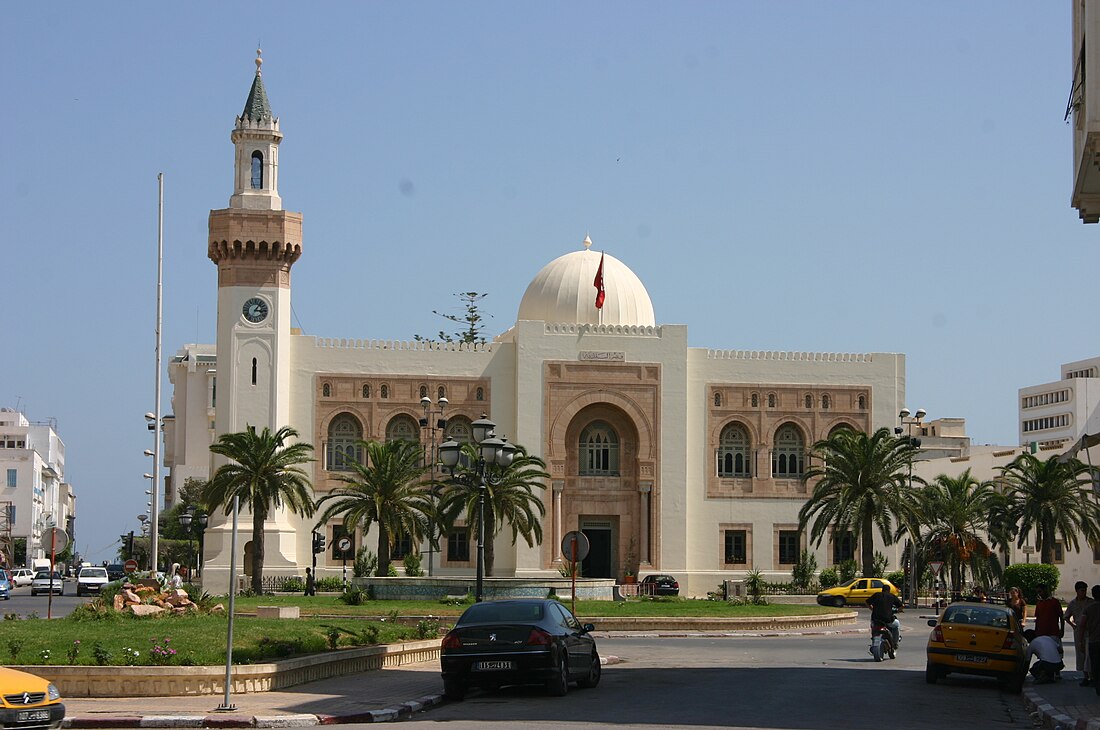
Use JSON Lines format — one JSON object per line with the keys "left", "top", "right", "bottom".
{"left": 414, "top": 292, "right": 491, "bottom": 344}
{"left": 997, "top": 452, "right": 1100, "bottom": 565}
{"left": 313, "top": 439, "right": 431, "bottom": 577}
{"left": 202, "top": 425, "right": 315, "bottom": 594}
{"left": 911, "top": 469, "right": 1002, "bottom": 594}
{"left": 437, "top": 443, "right": 548, "bottom": 576}
{"left": 798, "top": 427, "right": 918, "bottom": 577}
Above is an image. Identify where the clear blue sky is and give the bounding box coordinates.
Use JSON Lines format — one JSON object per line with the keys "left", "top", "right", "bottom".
{"left": 2, "top": 3, "right": 1093, "bottom": 563}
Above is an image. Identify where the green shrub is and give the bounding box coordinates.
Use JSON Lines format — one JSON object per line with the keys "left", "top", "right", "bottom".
{"left": 791, "top": 549, "right": 817, "bottom": 589}
{"left": 339, "top": 585, "right": 365, "bottom": 605}
{"left": 415, "top": 618, "right": 440, "bottom": 638}
{"left": 403, "top": 552, "right": 423, "bottom": 577}
{"left": 354, "top": 547, "right": 377, "bottom": 578}
{"left": 280, "top": 577, "right": 305, "bottom": 593}
{"left": 873, "top": 551, "right": 889, "bottom": 577}
{"left": 818, "top": 567, "right": 839, "bottom": 588}
{"left": 7, "top": 639, "right": 23, "bottom": 661}
{"left": 744, "top": 569, "right": 768, "bottom": 605}
{"left": 316, "top": 576, "right": 344, "bottom": 592}
{"left": 886, "top": 570, "right": 905, "bottom": 587}
{"left": 837, "top": 559, "right": 858, "bottom": 582}
{"left": 1002, "top": 563, "right": 1060, "bottom": 604}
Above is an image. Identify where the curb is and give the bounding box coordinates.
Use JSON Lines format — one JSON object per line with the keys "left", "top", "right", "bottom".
{"left": 1022, "top": 687, "right": 1100, "bottom": 730}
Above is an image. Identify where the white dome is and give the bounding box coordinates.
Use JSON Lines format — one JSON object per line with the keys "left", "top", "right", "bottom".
{"left": 517, "top": 242, "right": 655, "bottom": 327}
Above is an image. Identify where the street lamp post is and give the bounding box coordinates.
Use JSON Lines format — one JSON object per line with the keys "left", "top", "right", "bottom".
{"left": 896, "top": 407, "right": 925, "bottom": 607}
{"left": 438, "top": 416, "right": 515, "bottom": 602}
{"left": 177, "top": 507, "right": 208, "bottom": 582}
{"left": 419, "top": 395, "right": 448, "bottom": 576}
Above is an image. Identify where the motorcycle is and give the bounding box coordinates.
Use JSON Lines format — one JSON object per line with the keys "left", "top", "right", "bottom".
{"left": 869, "top": 618, "right": 897, "bottom": 662}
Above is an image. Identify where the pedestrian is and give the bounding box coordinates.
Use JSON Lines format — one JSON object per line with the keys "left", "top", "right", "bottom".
{"left": 1024, "top": 629, "right": 1065, "bottom": 684}
{"left": 1034, "top": 584, "right": 1065, "bottom": 638}
{"left": 1066, "top": 581, "right": 1094, "bottom": 686}
{"left": 1082, "top": 585, "right": 1100, "bottom": 696}
{"left": 1008, "top": 586, "right": 1027, "bottom": 625}
{"left": 304, "top": 566, "right": 316, "bottom": 596}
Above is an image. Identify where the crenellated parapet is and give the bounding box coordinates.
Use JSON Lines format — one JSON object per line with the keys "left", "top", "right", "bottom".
{"left": 541, "top": 323, "right": 662, "bottom": 336}
{"left": 306, "top": 337, "right": 495, "bottom": 353}
{"left": 705, "top": 349, "right": 875, "bottom": 363}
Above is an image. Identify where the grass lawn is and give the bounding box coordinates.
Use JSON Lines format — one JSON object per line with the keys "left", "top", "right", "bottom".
{"left": 2, "top": 596, "right": 842, "bottom": 667}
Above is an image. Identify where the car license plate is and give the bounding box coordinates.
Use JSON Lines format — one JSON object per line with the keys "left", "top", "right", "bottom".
{"left": 474, "top": 661, "right": 514, "bottom": 671}
{"left": 956, "top": 654, "right": 988, "bottom": 664}
{"left": 17, "top": 710, "right": 51, "bottom": 722}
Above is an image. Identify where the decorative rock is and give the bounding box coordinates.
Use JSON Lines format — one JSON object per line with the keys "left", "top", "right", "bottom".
{"left": 113, "top": 594, "right": 125, "bottom": 611}
{"left": 121, "top": 589, "right": 141, "bottom": 603}
{"left": 129, "top": 604, "right": 166, "bottom": 617}
{"left": 210, "top": 603, "right": 226, "bottom": 613}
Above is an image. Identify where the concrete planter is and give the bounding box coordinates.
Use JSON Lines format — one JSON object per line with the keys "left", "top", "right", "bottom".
{"left": 13, "top": 639, "right": 441, "bottom": 698}
{"left": 358, "top": 576, "right": 616, "bottom": 601}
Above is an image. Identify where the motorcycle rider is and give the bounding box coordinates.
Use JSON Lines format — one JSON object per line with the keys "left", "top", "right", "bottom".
{"left": 866, "top": 583, "right": 903, "bottom": 649}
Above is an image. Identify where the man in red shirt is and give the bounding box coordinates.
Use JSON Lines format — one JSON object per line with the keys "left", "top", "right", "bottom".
{"left": 1034, "top": 584, "right": 1065, "bottom": 638}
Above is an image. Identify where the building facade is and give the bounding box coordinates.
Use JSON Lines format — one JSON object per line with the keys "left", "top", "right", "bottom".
{"left": 167, "top": 58, "right": 910, "bottom": 596}
{"left": 0, "top": 408, "right": 75, "bottom": 567}
{"left": 1018, "top": 356, "right": 1100, "bottom": 450}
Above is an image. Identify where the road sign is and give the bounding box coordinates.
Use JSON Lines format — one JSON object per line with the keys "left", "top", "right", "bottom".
{"left": 929, "top": 561, "right": 944, "bottom": 577}
{"left": 45, "top": 527, "right": 69, "bottom": 553}
{"left": 336, "top": 536, "right": 352, "bottom": 552}
{"left": 124, "top": 559, "right": 139, "bottom": 573}
{"left": 561, "top": 531, "right": 590, "bottom": 563}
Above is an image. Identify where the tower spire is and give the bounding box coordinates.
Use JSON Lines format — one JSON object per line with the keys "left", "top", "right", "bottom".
{"left": 230, "top": 48, "right": 282, "bottom": 210}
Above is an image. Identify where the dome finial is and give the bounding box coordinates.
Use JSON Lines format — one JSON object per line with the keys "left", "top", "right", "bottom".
{"left": 583, "top": 234, "right": 592, "bottom": 250}
{"left": 255, "top": 47, "right": 263, "bottom": 76}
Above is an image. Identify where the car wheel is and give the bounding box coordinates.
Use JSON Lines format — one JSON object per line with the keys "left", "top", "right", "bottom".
{"left": 925, "top": 662, "right": 940, "bottom": 684}
{"left": 832, "top": 597, "right": 845, "bottom": 608}
{"left": 546, "top": 654, "right": 570, "bottom": 697}
{"left": 577, "top": 651, "right": 601, "bottom": 689}
{"left": 442, "top": 678, "right": 466, "bottom": 701}
{"left": 1002, "top": 672, "right": 1025, "bottom": 695}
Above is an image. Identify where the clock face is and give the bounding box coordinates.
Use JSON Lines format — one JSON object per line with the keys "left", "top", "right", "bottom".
{"left": 242, "top": 297, "right": 269, "bottom": 323}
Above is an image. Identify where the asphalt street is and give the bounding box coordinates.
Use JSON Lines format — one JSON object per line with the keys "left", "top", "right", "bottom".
{"left": 4, "top": 581, "right": 84, "bottom": 617}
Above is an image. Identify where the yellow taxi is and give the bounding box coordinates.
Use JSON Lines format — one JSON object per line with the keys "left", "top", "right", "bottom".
{"left": 816, "top": 577, "right": 900, "bottom": 607}
{"left": 925, "top": 601, "right": 1028, "bottom": 693}
{"left": 0, "top": 666, "right": 65, "bottom": 729}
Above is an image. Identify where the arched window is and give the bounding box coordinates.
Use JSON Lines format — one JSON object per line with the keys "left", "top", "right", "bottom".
{"left": 718, "top": 423, "right": 751, "bottom": 477}
{"left": 327, "top": 414, "right": 362, "bottom": 472}
{"left": 751, "top": 393, "right": 759, "bottom": 408}
{"left": 476, "top": 387, "right": 484, "bottom": 401}
{"left": 380, "top": 384, "right": 389, "bottom": 399}
{"left": 445, "top": 417, "right": 472, "bottom": 444}
{"left": 714, "top": 392, "right": 722, "bottom": 407}
{"left": 250, "top": 151, "right": 263, "bottom": 189}
{"left": 386, "top": 414, "right": 419, "bottom": 442}
{"left": 579, "top": 421, "right": 620, "bottom": 476}
{"left": 858, "top": 394, "right": 866, "bottom": 410}
{"left": 419, "top": 385, "right": 428, "bottom": 398}
{"left": 822, "top": 394, "right": 831, "bottom": 410}
{"left": 804, "top": 394, "right": 813, "bottom": 409}
{"left": 768, "top": 393, "right": 776, "bottom": 408}
{"left": 322, "top": 383, "right": 331, "bottom": 397}
{"left": 438, "top": 386, "right": 446, "bottom": 400}
{"left": 362, "top": 384, "right": 370, "bottom": 398}
{"left": 772, "top": 424, "right": 805, "bottom": 477}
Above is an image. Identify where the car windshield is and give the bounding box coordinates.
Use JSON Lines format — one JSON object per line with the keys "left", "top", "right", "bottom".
{"left": 835, "top": 579, "right": 858, "bottom": 588}
{"left": 80, "top": 568, "right": 107, "bottom": 578}
{"left": 34, "top": 572, "right": 60, "bottom": 580}
{"left": 459, "top": 602, "right": 545, "bottom": 624}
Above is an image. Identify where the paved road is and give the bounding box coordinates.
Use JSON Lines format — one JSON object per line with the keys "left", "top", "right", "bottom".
{"left": 4, "top": 582, "right": 86, "bottom": 617}
{"left": 393, "top": 631, "right": 1033, "bottom": 729}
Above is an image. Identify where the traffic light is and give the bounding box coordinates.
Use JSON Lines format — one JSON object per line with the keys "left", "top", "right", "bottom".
{"left": 127, "top": 531, "right": 135, "bottom": 558}
{"left": 312, "top": 530, "right": 326, "bottom": 554}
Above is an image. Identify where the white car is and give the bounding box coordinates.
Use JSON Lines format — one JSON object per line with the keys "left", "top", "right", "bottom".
{"left": 76, "top": 566, "right": 109, "bottom": 596}
{"left": 10, "top": 568, "right": 34, "bottom": 587}
{"left": 30, "top": 571, "right": 64, "bottom": 596}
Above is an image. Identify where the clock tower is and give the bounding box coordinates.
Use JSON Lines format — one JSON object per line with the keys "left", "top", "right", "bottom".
{"left": 205, "top": 50, "right": 303, "bottom": 583}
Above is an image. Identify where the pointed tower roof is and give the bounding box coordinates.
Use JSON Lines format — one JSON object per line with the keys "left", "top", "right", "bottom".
{"left": 241, "top": 49, "right": 273, "bottom": 123}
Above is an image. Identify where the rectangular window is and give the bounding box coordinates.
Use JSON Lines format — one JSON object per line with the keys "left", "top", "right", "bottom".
{"left": 778, "top": 530, "right": 800, "bottom": 565}
{"left": 391, "top": 532, "right": 413, "bottom": 561}
{"left": 447, "top": 529, "right": 470, "bottom": 562}
{"left": 1054, "top": 542, "right": 1065, "bottom": 564}
{"left": 724, "top": 530, "right": 747, "bottom": 565}
{"left": 1093, "top": 544, "right": 1100, "bottom": 563}
{"left": 5, "top": 469, "right": 15, "bottom": 488}
{"left": 832, "top": 531, "right": 855, "bottom": 565}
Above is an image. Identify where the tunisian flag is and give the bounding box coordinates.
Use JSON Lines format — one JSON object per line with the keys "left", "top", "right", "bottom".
{"left": 593, "top": 252, "right": 606, "bottom": 309}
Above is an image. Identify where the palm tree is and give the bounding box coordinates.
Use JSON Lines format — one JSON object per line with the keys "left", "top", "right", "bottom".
{"left": 437, "top": 443, "right": 548, "bottom": 576}
{"left": 997, "top": 452, "right": 1100, "bottom": 564}
{"left": 798, "top": 427, "right": 918, "bottom": 577}
{"left": 202, "top": 425, "right": 315, "bottom": 594}
{"left": 911, "top": 469, "right": 1002, "bottom": 594}
{"left": 313, "top": 439, "right": 431, "bottom": 577}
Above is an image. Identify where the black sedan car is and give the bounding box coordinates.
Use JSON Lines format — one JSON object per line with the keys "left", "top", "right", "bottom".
{"left": 440, "top": 599, "right": 601, "bottom": 700}
{"left": 640, "top": 574, "right": 679, "bottom": 596}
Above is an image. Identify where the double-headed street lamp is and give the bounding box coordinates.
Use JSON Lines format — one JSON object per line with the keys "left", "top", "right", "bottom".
{"left": 438, "top": 416, "right": 515, "bottom": 602}
{"left": 896, "top": 407, "right": 925, "bottom": 606}
{"left": 177, "top": 506, "right": 208, "bottom": 582}
{"left": 420, "top": 395, "right": 448, "bottom": 576}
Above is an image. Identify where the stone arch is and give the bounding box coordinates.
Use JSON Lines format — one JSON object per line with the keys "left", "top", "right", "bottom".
{"left": 548, "top": 389, "right": 655, "bottom": 462}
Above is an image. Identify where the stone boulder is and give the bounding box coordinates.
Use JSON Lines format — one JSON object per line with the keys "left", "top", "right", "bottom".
{"left": 128, "top": 604, "right": 166, "bottom": 617}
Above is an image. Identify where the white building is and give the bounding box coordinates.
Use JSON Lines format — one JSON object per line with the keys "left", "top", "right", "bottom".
{"left": 0, "top": 408, "right": 75, "bottom": 567}
{"left": 1018, "top": 356, "right": 1100, "bottom": 450}
{"left": 167, "top": 56, "right": 910, "bottom": 596}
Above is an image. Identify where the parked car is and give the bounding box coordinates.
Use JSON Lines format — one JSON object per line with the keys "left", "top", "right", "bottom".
{"left": 30, "top": 571, "right": 64, "bottom": 596}
{"left": 10, "top": 568, "right": 35, "bottom": 587}
{"left": 0, "top": 572, "right": 9, "bottom": 600}
{"left": 76, "top": 566, "right": 109, "bottom": 596}
{"left": 816, "top": 577, "right": 899, "bottom": 607}
{"left": 925, "top": 601, "right": 1028, "bottom": 693}
{"left": 440, "top": 598, "right": 601, "bottom": 700}
{"left": 640, "top": 574, "right": 679, "bottom": 596}
{"left": 105, "top": 564, "right": 126, "bottom": 582}
{"left": 0, "top": 665, "right": 65, "bottom": 729}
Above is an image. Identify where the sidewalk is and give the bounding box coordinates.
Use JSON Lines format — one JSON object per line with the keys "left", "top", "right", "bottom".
{"left": 1023, "top": 672, "right": 1100, "bottom": 730}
